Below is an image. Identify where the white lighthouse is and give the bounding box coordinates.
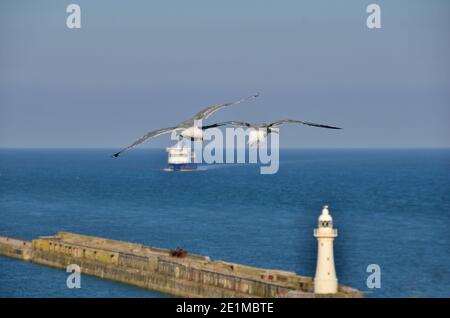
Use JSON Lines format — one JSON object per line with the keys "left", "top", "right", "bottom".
{"left": 314, "top": 205, "right": 338, "bottom": 294}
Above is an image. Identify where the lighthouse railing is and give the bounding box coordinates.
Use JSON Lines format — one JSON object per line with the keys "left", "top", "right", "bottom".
{"left": 314, "top": 229, "right": 338, "bottom": 236}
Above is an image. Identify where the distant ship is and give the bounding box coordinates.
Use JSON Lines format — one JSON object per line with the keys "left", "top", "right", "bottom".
{"left": 166, "top": 145, "right": 197, "bottom": 171}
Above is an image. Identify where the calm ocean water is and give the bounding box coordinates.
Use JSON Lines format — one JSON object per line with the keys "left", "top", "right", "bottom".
{"left": 0, "top": 149, "right": 449, "bottom": 297}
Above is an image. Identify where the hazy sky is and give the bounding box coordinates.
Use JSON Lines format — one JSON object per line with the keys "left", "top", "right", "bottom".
{"left": 1, "top": 0, "right": 449, "bottom": 148}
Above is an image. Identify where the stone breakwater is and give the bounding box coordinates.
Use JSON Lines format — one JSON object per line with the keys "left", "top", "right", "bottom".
{"left": 0, "top": 232, "right": 362, "bottom": 298}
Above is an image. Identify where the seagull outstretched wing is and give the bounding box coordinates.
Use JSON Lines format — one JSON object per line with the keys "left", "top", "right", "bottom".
{"left": 180, "top": 93, "right": 259, "bottom": 127}
{"left": 268, "top": 119, "right": 341, "bottom": 130}
{"left": 112, "top": 127, "right": 177, "bottom": 158}
{"left": 219, "top": 120, "right": 252, "bottom": 128}
{"left": 200, "top": 123, "right": 228, "bottom": 130}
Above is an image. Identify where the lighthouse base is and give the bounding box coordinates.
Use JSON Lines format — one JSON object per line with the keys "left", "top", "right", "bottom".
{"left": 314, "top": 278, "right": 338, "bottom": 294}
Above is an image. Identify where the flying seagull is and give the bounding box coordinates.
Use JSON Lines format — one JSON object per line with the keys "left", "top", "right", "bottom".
{"left": 222, "top": 119, "right": 341, "bottom": 146}
{"left": 112, "top": 93, "right": 259, "bottom": 157}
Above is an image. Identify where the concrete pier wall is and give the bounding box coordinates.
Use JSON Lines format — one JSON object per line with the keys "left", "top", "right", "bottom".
{"left": 0, "top": 232, "right": 363, "bottom": 298}
{"left": 0, "top": 236, "right": 33, "bottom": 261}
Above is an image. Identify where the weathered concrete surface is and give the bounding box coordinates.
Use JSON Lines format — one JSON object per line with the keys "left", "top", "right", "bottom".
{"left": 0, "top": 236, "right": 33, "bottom": 260}
{"left": 0, "top": 232, "right": 363, "bottom": 298}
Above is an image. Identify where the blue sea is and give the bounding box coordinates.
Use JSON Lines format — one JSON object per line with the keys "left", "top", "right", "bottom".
{"left": 0, "top": 149, "right": 449, "bottom": 297}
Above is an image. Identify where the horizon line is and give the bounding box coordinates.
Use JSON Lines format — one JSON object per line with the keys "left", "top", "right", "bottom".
{"left": 0, "top": 147, "right": 449, "bottom": 150}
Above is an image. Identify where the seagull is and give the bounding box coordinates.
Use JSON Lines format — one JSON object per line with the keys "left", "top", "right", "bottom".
{"left": 112, "top": 93, "right": 259, "bottom": 157}
{"left": 222, "top": 119, "right": 341, "bottom": 146}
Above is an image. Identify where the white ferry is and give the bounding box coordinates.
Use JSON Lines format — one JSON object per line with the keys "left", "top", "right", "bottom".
{"left": 166, "top": 146, "right": 197, "bottom": 171}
